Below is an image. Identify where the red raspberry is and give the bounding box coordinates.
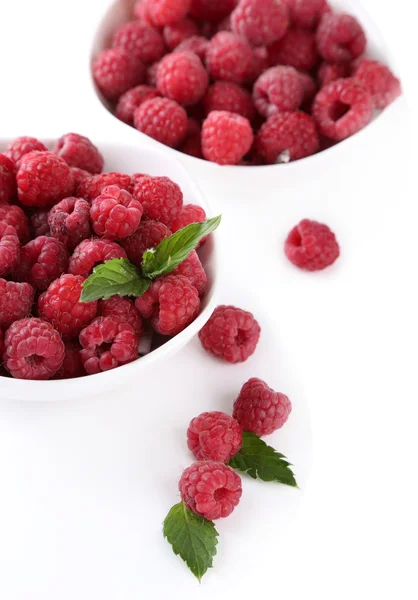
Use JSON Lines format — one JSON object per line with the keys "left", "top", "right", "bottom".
{"left": 202, "top": 111, "right": 253, "bottom": 165}
{"left": 0, "top": 279, "right": 35, "bottom": 329}
{"left": 0, "top": 204, "right": 30, "bottom": 243}
{"left": 122, "top": 219, "right": 171, "bottom": 266}
{"left": 317, "top": 12, "right": 366, "bottom": 64}
{"left": 15, "top": 236, "right": 69, "bottom": 292}
{"left": 253, "top": 66, "right": 304, "bottom": 117}
{"left": 76, "top": 172, "right": 132, "bottom": 202}
{"left": 0, "top": 153, "right": 16, "bottom": 204}
{"left": 53, "top": 133, "right": 104, "bottom": 175}
{"left": 143, "top": 0, "right": 191, "bottom": 26}
{"left": 3, "top": 318, "right": 65, "bottom": 380}
{"left": 0, "top": 329, "right": 3, "bottom": 358}
{"left": 99, "top": 296, "right": 144, "bottom": 336}
{"left": 135, "top": 274, "right": 200, "bottom": 335}
{"left": 146, "top": 61, "right": 161, "bottom": 86}
{"left": 198, "top": 305, "right": 261, "bottom": 363}
{"left": 233, "top": 377, "right": 292, "bottom": 436}
{"left": 179, "top": 461, "right": 242, "bottom": 520}
{"left": 299, "top": 72, "right": 317, "bottom": 105}
{"left": 169, "top": 203, "right": 206, "bottom": 233}
{"left": 267, "top": 27, "right": 318, "bottom": 71}
{"left": 38, "top": 274, "right": 98, "bottom": 339}
{"left": 163, "top": 18, "right": 199, "bottom": 49}
{"left": 134, "top": 0, "right": 154, "bottom": 25}
{"left": 54, "top": 341, "right": 85, "bottom": 379}
{"left": 190, "top": 0, "right": 238, "bottom": 22}
{"left": 247, "top": 45, "right": 269, "bottom": 84}
{"left": 134, "top": 97, "right": 188, "bottom": 148}
{"left": 71, "top": 167, "right": 91, "bottom": 188}
{"left": 112, "top": 20, "right": 165, "bottom": 65}
{"left": 30, "top": 209, "right": 50, "bottom": 238}
{"left": 312, "top": 78, "right": 373, "bottom": 141}
{"left": 317, "top": 61, "right": 350, "bottom": 87}
{"left": 132, "top": 175, "right": 183, "bottom": 225}
{"left": 17, "top": 151, "right": 74, "bottom": 208}
{"left": 206, "top": 32, "right": 254, "bottom": 85}
{"left": 0, "top": 223, "right": 20, "bottom": 277}
{"left": 157, "top": 51, "right": 209, "bottom": 106}
{"left": 204, "top": 81, "right": 255, "bottom": 121}
{"left": 231, "top": 0, "right": 289, "bottom": 46}
{"left": 5, "top": 136, "right": 48, "bottom": 168}
{"left": 173, "top": 250, "right": 207, "bottom": 295}
{"left": 92, "top": 48, "right": 145, "bottom": 101}
{"left": 284, "top": 0, "right": 328, "bottom": 29}
{"left": 285, "top": 218, "right": 339, "bottom": 271}
{"left": 90, "top": 185, "right": 143, "bottom": 240}
{"left": 69, "top": 238, "right": 127, "bottom": 278}
{"left": 352, "top": 58, "right": 401, "bottom": 110}
{"left": 175, "top": 36, "right": 209, "bottom": 61}
{"left": 115, "top": 85, "right": 161, "bottom": 125}
{"left": 48, "top": 197, "right": 91, "bottom": 251}
{"left": 256, "top": 111, "right": 319, "bottom": 163}
{"left": 179, "top": 118, "right": 203, "bottom": 158}
{"left": 187, "top": 411, "right": 242, "bottom": 462}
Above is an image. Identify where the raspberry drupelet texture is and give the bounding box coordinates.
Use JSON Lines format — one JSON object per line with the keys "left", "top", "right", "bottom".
{"left": 285, "top": 218, "right": 340, "bottom": 271}
{"left": 163, "top": 18, "right": 199, "bottom": 49}
{"left": 352, "top": 58, "right": 401, "bottom": 110}
{"left": 256, "top": 111, "right": 319, "bottom": 163}
{"left": 179, "top": 461, "right": 242, "bottom": 520}
{"left": 135, "top": 274, "right": 200, "bottom": 335}
{"left": 284, "top": 0, "right": 328, "bottom": 29}
{"left": 0, "top": 204, "right": 30, "bottom": 244}
{"left": 69, "top": 238, "right": 127, "bottom": 278}
{"left": 0, "top": 153, "right": 17, "bottom": 204}
{"left": 115, "top": 85, "right": 161, "bottom": 125}
{"left": 231, "top": 0, "right": 289, "bottom": 46}
{"left": 5, "top": 137, "right": 48, "bottom": 168}
{"left": 71, "top": 167, "right": 92, "bottom": 188}
{"left": 199, "top": 305, "right": 261, "bottom": 363}
{"left": 90, "top": 185, "right": 143, "bottom": 240}
{"left": 134, "top": 0, "right": 154, "bottom": 25}
{"left": 134, "top": 97, "right": 188, "bottom": 148}
{"left": 48, "top": 197, "right": 91, "bottom": 251}
{"left": 0, "top": 223, "right": 20, "bottom": 277}
{"left": 0, "top": 279, "right": 35, "bottom": 329}
{"left": 30, "top": 209, "right": 50, "bottom": 238}
{"left": 112, "top": 20, "right": 166, "bottom": 65}
{"left": 146, "top": 61, "right": 161, "bottom": 87}
{"left": 38, "top": 274, "right": 98, "bottom": 339}
{"left": 92, "top": 48, "right": 145, "bottom": 101}
{"left": 122, "top": 219, "right": 171, "bottom": 265}
{"left": 173, "top": 250, "right": 207, "bottom": 295}
{"left": 266, "top": 27, "right": 318, "bottom": 71}
{"left": 144, "top": 0, "right": 191, "bottom": 26}
{"left": 179, "top": 118, "right": 203, "bottom": 158}
{"left": 157, "top": 51, "right": 209, "bottom": 106}
{"left": 206, "top": 32, "right": 254, "bottom": 85}
{"left": 316, "top": 12, "right": 366, "bottom": 64}
{"left": 132, "top": 175, "right": 183, "bottom": 225}
{"left": 175, "top": 36, "right": 209, "bottom": 61}
{"left": 99, "top": 296, "right": 144, "bottom": 336}
{"left": 317, "top": 61, "right": 350, "bottom": 87}
{"left": 190, "top": 0, "right": 238, "bottom": 22}
{"left": 17, "top": 151, "right": 74, "bottom": 208}
{"left": 76, "top": 172, "right": 132, "bottom": 202}
{"left": 253, "top": 66, "right": 304, "bottom": 117}
{"left": 233, "top": 377, "right": 292, "bottom": 436}
{"left": 2, "top": 318, "right": 65, "bottom": 380}
{"left": 187, "top": 411, "right": 243, "bottom": 462}
{"left": 169, "top": 203, "right": 206, "bottom": 233}
{"left": 15, "top": 236, "right": 69, "bottom": 292}
{"left": 204, "top": 81, "right": 256, "bottom": 121}
{"left": 202, "top": 111, "right": 253, "bottom": 165}
{"left": 54, "top": 341, "right": 85, "bottom": 379}
{"left": 53, "top": 133, "right": 104, "bottom": 175}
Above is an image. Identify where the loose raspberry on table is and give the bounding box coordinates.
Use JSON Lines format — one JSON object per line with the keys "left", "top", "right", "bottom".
{"left": 54, "top": 341, "right": 85, "bottom": 379}
{"left": 231, "top": 0, "right": 289, "bottom": 46}
{"left": 134, "top": 97, "right": 188, "bottom": 148}
{"left": 53, "top": 133, "right": 104, "bottom": 175}
{"left": 3, "top": 318, "right": 65, "bottom": 380}
{"left": 190, "top": 0, "right": 238, "bottom": 22}
{"left": 256, "top": 111, "right": 319, "bottom": 163}
{"left": 5, "top": 136, "right": 48, "bottom": 168}
{"left": 173, "top": 250, "right": 207, "bottom": 295}
{"left": 204, "top": 81, "right": 255, "bottom": 121}
{"left": 112, "top": 20, "right": 165, "bottom": 65}
{"left": 179, "top": 461, "right": 242, "bottom": 520}
{"left": 199, "top": 305, "right": 261, "bottom": 363}
{"left": 48, "top": 197, "right": 91, "bottom": 251}
{"left": 0, "top": 204, "right": 30, "bottom": 243}
{"left": 267, "top": 27, "right": 318, "bottom": 71}
{"left": 135, "top": 274, "right": 200, "bottom": 335}
{"left": 179, "top": 118, "right": 203, "bottom": 158}
{"left": 90, "top": 185, "right": 143, "bottom": 240}
{"left": 69, "top": 238, "right": 127, "bottom": 278}
{"left": 206, "top": 32, "right": 254, "bottom": 85}
{"left": 0, "top": 223, "right": 20, "bottom": 277}
{"left": 116, "top": 85, "right": 161, "bottom": 125}
{"left": 284, "top": 0, "right": 328, "bottom": 29}
{"left": 143, "top": 0, "right": 191, "bottom": 26}
{"left": 202, "top": 110, "right": 253, "bottom": 165}
{"left": 99, "top": 296, "right": 144, "bottom": 336}
{"left": 316, "top": 12, "right": 366, "bottom": 64}
{"left": 0, "top": 153, "right": 16, "bottom": 204}
{"left": 92, "top": 48, "right": 145, "bottom": 101}
{"left": 0, "top": 279, "right": 35, "bottom": 329}
{"left": 317, "top": 61, "right": 350, "bottom": 87}
{"left": 132, "top": 175, "right": 183, "bottom": 225}
{"left": 175, "top": 36, "right": 209, "bottom": 61}
{"left": 71, "top": 167, "right": 92, "bottom": 188}
{"left": 187, "top": 411, "right": 243, "bottom": 462}
{"left": 169, "top": 203, "right": 206, "bottom": 234}
{"left": 157, "top": 51, "right": 209, "bottom": 106}
{"left": 122, "top": 219, "right": 171, "bottom": 266}
{"left": 15, "top": 236, "right": 69, "bottom": 292}
{"left": 352, "top": 58, "right": 401, "bottom": 110}
{"left": 17, "top": 151, "right": 74, "bottom": 208}
{"left": 233, "top": 377, "right": 292, "bottom": 436}
{"left": 29, "top": 209, "right": 50, "bottom": 238}
{"left": 163, "top": 18, "right": 199, "bottom": 49}
{"left": 285, "top": 218, "right": 340, "bottom": 270}
{"left": 146, "top": 61, "right": 161, "bottom": 87}
{"left": 38, "top": 274, "right": 98, "bottom": 339}
{"left": 253, "top": 66, "right": 304, "bottom": 117}
{"left": 76, "top": 172, "right": 132, "bottom": 202}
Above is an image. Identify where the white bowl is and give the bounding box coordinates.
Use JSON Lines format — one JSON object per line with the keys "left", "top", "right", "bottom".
{"left": 0, "top": 140, "right": 219, "bottom": 401}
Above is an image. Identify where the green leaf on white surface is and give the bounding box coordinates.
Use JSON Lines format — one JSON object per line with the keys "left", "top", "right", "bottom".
{"left": 80, "top": 258, "right": 151, "bottom": 302}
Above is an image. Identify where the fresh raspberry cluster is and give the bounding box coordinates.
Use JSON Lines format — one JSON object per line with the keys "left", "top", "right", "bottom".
{"left": 93, "top": 0, "right": 401, "bottom": 165}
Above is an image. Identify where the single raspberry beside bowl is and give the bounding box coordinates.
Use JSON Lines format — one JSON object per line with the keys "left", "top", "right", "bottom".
{"left": 0, "top": 279, "right": 35, "bottom": 329}
{"left": 266, "top": 27, "right": 318, "bottom": 71}
{"left": 132, "top": 175, "right": 183, "bottom": 225}
{"left": 231, "top": 0, "right": 289, "bottom": 46}
{"left": 90, "top": 185, "right": 143, "bottom": 240}
{"left": 143, "top": 0, "right": 191, "bottom": 26}
{"left": 116, "top": 85, "right": 161, "bottom": 125}
{"left": 112, "top": 20, "right": 166, "bottom": 64}
{"left": 163, "top": 18, "right": 199, "bottom": 49}
{"left": 122, "top": 219, "right": 171, "bottom": 266}
{"left": 76, "top": 172, "right": 132, "bottom": 202}
{"left": 0, "top": 223, "right": 20, "bottom": 277}
{"left": 5, "top": 136, "right": 48, "bottom": 168}
{"left": 316, "top": 12, "right": 366, "bottom": 63}
{"left": 0, "top": 153, "right": 16, "bottom": 204}
{"left": 92, "top": 48, "right": 145, "bottom": 101}
{"left": 54, "top": 341, "right": 85, "bottom": 379}
{"left": 202, "top": 110, "right": 253, "bottom": 165}
{"left": 53, "top": 133, "right": 104, "bottom": 174}
{"left": 99, "top": 296, "right": 144, "bottom": 336}
{"left": 17, "top": 151, "right": 74, "bottom": 208}
{"left": 0, "top": 204, "right": 30, "bottom": 244}
{"left": 253, "top": 66, "right": 304, "bottom": 117}
{"left": 187, "top": 411, "right": 243, "bottom": 462}
{"left": 352, "top": 58, "right": 401, "bottom": 110}
{"left": 204, "top": 81, "right": 255, "bottom": 121}
{"left": 48, "top": 197, "right": 91, "bottom": 251}
{"left": 206, "top": 32, "right": 254, "bottom": 85}
{"left": 69, "top": 238, "right": 127, "bottom": 278}
{"left": 157, "top": 51, "right": 209, "bottom": 106}
{"left": 134, "top": 97, "right": 188, "bottom": 148}
{"left": 256, "top": 111, "right": 319, "bottom": 163}
{"left": 15, "top": 236, "right": 69, "bottom": 292}
{"left": 284, "top": 218, "right": 340, "bottom": 271}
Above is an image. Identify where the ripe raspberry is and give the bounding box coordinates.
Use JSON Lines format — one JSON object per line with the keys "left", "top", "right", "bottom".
{"left": 48, "top": 197, "right": 91, "bottom": 251}
{"left": 163, "top": 18, "right": 199, "bottom": 49}
{"left": 0, "top": 153, "right": 16, "bottom": 204}
{"left": 256, "top": 111, "right": 319, "bottom": 163}
{"left": 134, "top": 97, "right": 188, "bottom": 148}
{"left": 0, "top": 329, "right": 3, "bottom": 358}
{"left": 143, "top": 0, "right": 191, "bottom": 26}
{"left": 284, "top": 0, "right": 328, "bottom": 29}
{"left": 54, "top": 341, "right": 85, "bottom": 379}
{"left": 92, "top": 48, "right": 145, "bottom": 101}
{"left": 15, "top": 236, "right": 69, "bottom": 292}
{"left": 69, "top": 238, "right": 127, "bottom": 278}
{"left": 29, "top": 209, "right": 50, "bottom": 238}
{"left": 267, "top": 27, "right": 318, "bottom": 71}
{"left": 187, "top": 411, "right": 242, "bottom": 462}
{"left": 5, "top": 136, "right": 48, "bottom": 168}
{"left": 122, "top": 219, "right": 171, "bottom": 266}
{"left": 204, "top": 81, "right": 255, "bottom": 121}
{"left": 132, "top": 175, "right": 183, "bottom": 225}
{"left": 53, "top": 133, "right": 104, "bottom": 175}
{"left": 231, "top": 0, "right": 289, "bottom": 46}
{"left": 0, "top": 279, "right": 35, "bottom": 329}
{"left": 285, "top": 218, "right": 340, "bottom": 271}
{"left": 202, "top": 111, "right": 253, "bottom": 165}
{"left": 134, "top": 0, "right": 154, "bottom": 25}
{"left": 115, "top": 85, "right": 161, "bottom": 125}
{"left": 175, "top": 36, "right": 209, "bottom": 61}
{"left": 99, "top": 296, "right": 144, "bottom": 336}
{"left": 198, "top": 305, "right": 261, "bottom": 363}
{"left": 299, "top": 72, "right": 317, "bottom": 105}
{"left": 317, "top": 12, "right": 366, "bottom": 64}
{"left": 190, "top": 0, "right": 238, "bottom": 22}
{"left": 112, "top": 20, "right": 165, "bottom": 65}
{"left": 135, "top": 274, "right": 200, "bottom": 335}
{"left": 0, "top": 223, "right": 20, "bottom": 277}
{"left": 17, "top": 151, "right": 74, "bottom": 208}
{"left": 247, "top": 45, "right": 269, "bottom": 84}
{"left": 76, "top": 172, "right": 132, "bottom": 202}
{"left": 157, "top": 51, "right": 209, "bottom": 106}
{"left": 179, "top": 461, "right": 242, "bottom": 520}
{"left": 38, "top": 274, "right": 98, "bottom": 339}
{"left": 71, "top": 167, "right": 91, "bottom": 188}
{"left": 206, "top": 32, "right": 254, "bottom": 85}
{"left": 173, "top": 250, "right": 207, "bottom": 295}
{"left": 169, "top": 203, "right": 206, "bottom": 233}
{"left": 317, "top": 61, "right": 350, "bottom": 87}
{"left": 3, "top": 318, "right": 65, "bottom": 380}
{"left": 0, "top": 204, "right": 30, "bottom": 243}
{"left": 90, "top": 185, "right": 143, "bottom": 240}
{"left": 312, "top": 78, "right": 373, "bottom": 141}
{"left": 253, "top": 66, "right": 304, "bottom": 117}
{"left": 233, "top": 378, "right": 292, "bottom": 436}
{"left": 179, "top": 118, "right": 203, "bottom": 158}
{"left": 352, "top": 58, "right": 401, "bottom": 110}
{"left": 146, "top": 61, "right": 161, "bottom": 87}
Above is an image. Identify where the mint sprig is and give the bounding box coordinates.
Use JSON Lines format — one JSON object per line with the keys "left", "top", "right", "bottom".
{"left": 80, "top": 258, "right": 150, "bottom": 303}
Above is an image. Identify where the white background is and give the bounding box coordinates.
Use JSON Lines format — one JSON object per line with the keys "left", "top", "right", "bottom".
{"left": 0, "top": 0, "right": 417, "bottom": 598}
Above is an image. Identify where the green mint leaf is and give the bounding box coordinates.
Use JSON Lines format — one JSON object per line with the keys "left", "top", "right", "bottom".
{"left": 80, "top": 258, "right": 151, "bottom": 302}
{"left": 228, "top": 431, "right": 298, "bottom": 487}
{"left": 163, "top": 501, "right": 219, "bottom": 582}
{"left": 142, "top": 215, "right": 221, "bottom": 279}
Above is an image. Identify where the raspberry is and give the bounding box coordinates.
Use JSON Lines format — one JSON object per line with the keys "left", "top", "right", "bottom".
{"left": 99, "top": 296, "right": 144, "bottom": 336}
{"left": 284, "top": 0, "right": 328, "bottom": 29}
{"left": 317, "top": 61, "right": 350, "bottom": 87}
{"left": 143, "top": 0, "right": 191, "bottom": 26}
{"left": 173, "top": 250, "right": 207, "bottom": 295}
{"left": 179, "top": 118, "right": 203, "bottom": 158}
{"left": 69, "top": 238, "right": 127, "bottom": 278}
{"left": 299, "top": 72, "right": 317, "bottom": 105}
{"left": 317, "top": 12, "right": 366, "bottom": 64}
{"left": 112, "top": 20, "right": 165, "bottom": 65}
{"left": 312, "top": 78, "right": 373, "bottom": 141}
{"left": 90, "top": 185, "right": 143, "bottom": 240}
{"left": 54, "top": 341, "right": 85, "bottom": 379}
{"left": 115, "top": 85, "right": 161, "bottom": 125}
{"left": 190, "top": 0, "right": 238, "bottom": 22}
{"left": 71, "top": 167, "right": 91, "bottom": 188}
{"left": 216, "top": 16, "right": 232, "bottom": 32}
{"left": 76, "top": 172, "right": 132, "bottom": 202}
{"left": 0, "top": 204, "right": 30, "bottom": 243}
{"left": 231, "top": 0, "right": 289, "bottom": 46}
{"left": 163, "top": 18, "right": 199, "bottom": 49}
{"left": 133, "top": 97, "right": 188, "bottom": 148}
{"left": 53, "top": 133, "right": 104, "bottom": 175}
{"left": 92, "top": 48, "right": 145, "bottom": 101}
{"left": 134, "top": 0, "right": 154, "bottom": 25}
{"left": 0, "top": 279, "right": 35, "bottom": 329}
{"left": 15, "top": 236, "right": 69, "bottom": 292}
{"left": 48, "top": 197, "right": 91, "bottom": 251}
{"left": 179, "top": 461, "right": 242, "bottom": 520}
{"left": 233, "top": 378, "right": 292, "bottom": 436}
{"left": 17, "top": 151, "right": 74, "bottom": 208}
{"left": 352, "top": 58, "right": 401, "bottom": 110}
{"left": 206, "top": 32, "right": 254, "bottom": 85}
{"left": 0, "top": 329, "right": 3, "bottom": 358}
{"left": 5, "top": 136, "right": 48, "bottom": 168}
{"left": 169, "top": 203, "right": 206, "bottom": 233}
{"left": 38, "top": 274, "right": 98, "bottom": 339}
{"left": 0, "top": 223, "right": 20, "bottom": 277}
{"left": 198, "top": 305, "right": 261, "bottom": 363}
{"left": 79, "top": 316, "right": 139, "bottom": 374}
{"left": 175, "top": 36, "right": 209, "bottom": 61}
{"left": 135, "top": 274, "right": 200, "bottom": 335}
{"left": 267, "top": 27, "right": 318, "bottom": 71}
{"left": 247, "top": 45, "right": 269, "bottom": 84}
{"left": 157, "top": 51, "right": 209, "bottom": 106}
{"left": 132, "top": 175, "right": 183, "bottom": 225}
{"left": 285, "top": 218, "right": 339, "bottom": 271}
{"left": 256, "top": 111, "right": 319, "bottom": 163}
{"left": 122, "top": 219, "right": 171, "bottom": 266}
{"left": 253, "top": 66, "right": 304, "bottom": 117}
{"left": 146, "top": 61, "right": 161, "bottom": 86}
{"left": 204, "top": 81, "right": 255, "bottom": 121}
{"left": 3, "top": 318, "right": 65, "bottom": 380}
{"left": 30, "top": 209, "right": 50, "bottom": 238}
{"left": 202, "top": 111, "right": 253, "bottom": 165}
{"left": 0, "top": 153, "right": 16, "bottom": 204}
{"left": 187, "top": 411, "right": 242, "bottom": 462}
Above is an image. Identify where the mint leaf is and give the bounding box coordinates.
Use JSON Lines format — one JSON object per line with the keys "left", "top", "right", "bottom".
{"left": 228, "top": 431, "right": 297, "bottom": 487}
{"left": 142, "top": 215, "right": 221, "bottom": 279}
{"left": 80, "top": 258, "right": 151, "bottom": 302}
{"left": 163, "top": 501, "right": 218, "bottom": 582}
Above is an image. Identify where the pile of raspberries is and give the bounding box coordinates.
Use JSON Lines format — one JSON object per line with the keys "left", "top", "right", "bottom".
{"left": 0, "top": 133, "right": 210, "bottom": 381}
{"left": 93, "top": 0, "right": 401, "bottom": 166}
